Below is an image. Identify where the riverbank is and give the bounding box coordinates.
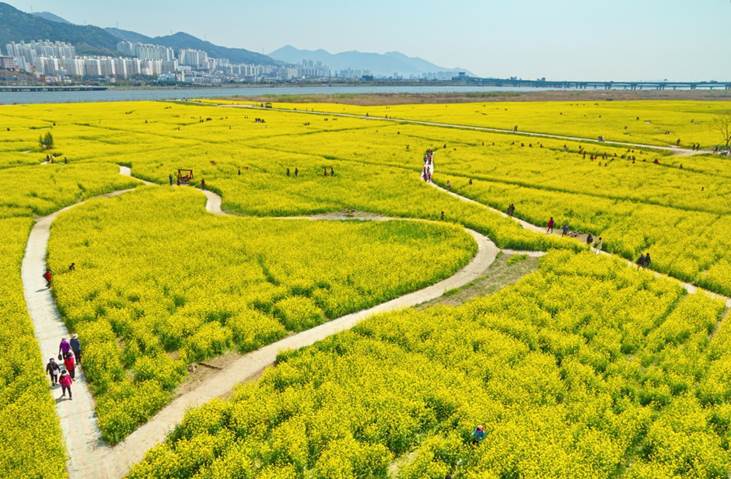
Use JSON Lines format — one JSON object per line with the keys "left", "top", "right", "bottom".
{"left": 2, "top": 84, "right": 729, "bottom": 105}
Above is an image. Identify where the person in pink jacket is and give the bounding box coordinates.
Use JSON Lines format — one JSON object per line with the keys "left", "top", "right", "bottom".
{"left": 59, "top": 370, "right": 73, "bottom": 400}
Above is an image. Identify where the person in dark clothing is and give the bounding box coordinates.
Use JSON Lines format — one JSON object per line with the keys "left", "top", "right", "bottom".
{"left": 644, "top": 253, "right": 651, "bottom": 267}
{"left": 287, "top": 168, "right": 290, "bottom": 176}
{"left": 46, "top": 358, "right": 59, "bottom": 385}
{"left": 294, "top": 168, "right": 299, "bottom": 177}
{"left": 168, "top": 174, "right": 173, "bottom": 186}
{"left": 330, "top": 167, "right": 335, "bottom": 176}
{"left": 586, "top": 234, "right": 594, "bottom": 247}
{"left": 440, "top": 211, "right": 445, "bottom": 220}
{"left": 562, "top": 224, "right": 570, "bottom": 236}
{"left": 70, "top": 334, "right": 81, "bottom": 365}
{"left": 471, "top": 425, "right": 486, "bottom": 445}
{"left": 200, "top": 179, "right": 206, "bottom": 189}
{"left": 69, "top": 262, "right": 76, "bottom": 271}
{"left": 636, "top": 253, "right": 646, "bottom": 268}
{"left": 506, "top": 203, "right": 515, "bottom": 217}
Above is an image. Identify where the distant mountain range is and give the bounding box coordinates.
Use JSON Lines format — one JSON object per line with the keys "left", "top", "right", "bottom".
{"left": 1, "top": 2, "right": 468, "bottom": 75}
{"left": 270, "top": 45, "right": 469, "bottom": 77}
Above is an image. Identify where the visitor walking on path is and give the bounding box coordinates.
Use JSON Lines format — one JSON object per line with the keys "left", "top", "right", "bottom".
{"left": 546, "top": 217, "right": 555, "bottom": 234}
{"left": 594, "top": 237, "right": 603, "bottom": 254}
{"left": 200, "top": 179, "right": 206, "bottom": 190}
{"left": 70, "top": 334, "right": 81, "bottom": 365}
{"left": 506, "top": 203, "right": 515, "bottom": 217}
{"left": 58, "top": 338, "right": 71, "bottom": 359}
{"left": 586, "top": 234, "right": 594, "bottom": 248}
{"left": 636, "top": 253, "right": 646, "bottom": 268}
{"left": 64, "top": 351, "right": 76, "bottom": 379}
{"left": 59, "top": 370, "right": 73, "bottom": 400}
{"left": 43, "top": 268, "right": 52, "bottom": 288}
{"left": 562, "top": 224, "right": 570, "bottom": 236}
{"left": 46, "top": 357, "right": 59, "bottom": 385}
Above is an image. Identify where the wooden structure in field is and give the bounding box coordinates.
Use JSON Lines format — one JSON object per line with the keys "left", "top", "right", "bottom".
{"left": 177, "top": 169, "right": 194, "bottom": 184}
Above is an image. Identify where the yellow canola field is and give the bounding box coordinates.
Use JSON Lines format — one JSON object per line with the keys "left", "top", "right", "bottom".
{"left": 0, "top": 218, "right": 66, "bottom": 478}
{"left": 48, "top": 187, "right": 477, "bottom": 443}
{"left": 130, "top": 251, "right": 731, "bottom": 479}
{"left": 236, "top": 99, "right": 731, "bottom": 148}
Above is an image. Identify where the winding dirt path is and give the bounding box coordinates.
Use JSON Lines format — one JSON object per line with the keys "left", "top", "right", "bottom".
{"left": 23, "top": 167, "right": 499, "bottom": 478}
{"left": 22, "top": 166, "right": 729, "bottom": 478}
{"left": 429, "top": 182, "right": 731, "bottom": 308}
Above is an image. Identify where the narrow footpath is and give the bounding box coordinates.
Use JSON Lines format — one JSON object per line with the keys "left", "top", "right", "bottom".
{"left": 429, "top": 182, "right": 731, "bottom": 308}
{"left": 22, "top": 166, "right": 730, "bottom": 478}
{"left": 22, "top": 167, "right": 498, "bottom": 479}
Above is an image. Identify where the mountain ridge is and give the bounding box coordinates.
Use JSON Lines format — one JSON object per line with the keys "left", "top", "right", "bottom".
{"left": 269, "top": 44, "right": 469, "bottom": 77}
{"left": 0, "top": 2, "right": 276, "bottom": 65}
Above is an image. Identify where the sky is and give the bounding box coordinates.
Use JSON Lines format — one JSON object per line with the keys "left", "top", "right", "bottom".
{"left": 6, "top": 0, "right": 731, "bottom": 80}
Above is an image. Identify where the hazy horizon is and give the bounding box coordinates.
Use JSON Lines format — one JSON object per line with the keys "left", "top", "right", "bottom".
{"left": 5, "top": 0, "right": 730, "bottom": 81}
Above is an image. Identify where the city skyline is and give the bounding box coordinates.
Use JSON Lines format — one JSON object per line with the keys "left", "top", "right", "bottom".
{"left": 3, "top": 0, "right": 731, "bottom": 81}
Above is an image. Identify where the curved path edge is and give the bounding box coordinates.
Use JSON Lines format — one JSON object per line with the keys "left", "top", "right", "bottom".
{"left": 22, "top": 167, "right": 498, "bottom": 478}
{"left": 21, "top": 182, "right": 143, "bottom": 479}
{"left": 429, "top": 182, "right": 731, "bottom": 308}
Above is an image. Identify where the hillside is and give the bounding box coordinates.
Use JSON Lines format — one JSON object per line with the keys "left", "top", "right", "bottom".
{"left": 270, "top": 44, "right": 469, "bottom": 77}
{"left": 30, "top": 11, "right": 72, "bottom": 24}
{"left": 0, "top": 2, "right": 119, "bottom": 56}
{"left": 0, "top": 2, "right": 277, "bottom": 65}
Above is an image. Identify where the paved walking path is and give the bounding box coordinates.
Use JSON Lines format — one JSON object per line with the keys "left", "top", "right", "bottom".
{"left": 230, "top": 104, "right": 712, "bottom": 156}
{"left": 22, "top": 166, "right": 730, "bottom": 478}
{"left": 429, "top": 182, "right": 731, "bottom": 308}
{"left": 22, "top": 168, "right": 499, "bottom": 478}
{"left": 21, "top": 181, "right": 140, "bottom": 478}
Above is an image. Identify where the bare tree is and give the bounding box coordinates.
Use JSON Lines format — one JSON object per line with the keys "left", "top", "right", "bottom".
{"left": 715, "top": 115, "right": 731, "bottom": 149}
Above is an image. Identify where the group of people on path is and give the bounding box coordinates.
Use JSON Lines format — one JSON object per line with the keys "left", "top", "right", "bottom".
{"left": 46, "top": 335, "right": 82, "bottom": 400}
{"left": 421, "top": 149, "right": 435, "bottom": 182}
{"left": 547, "top": 216, "right": 604, "bottom": 252}
{"left": 637, "top": 252, "right": 652, "bottom": 268}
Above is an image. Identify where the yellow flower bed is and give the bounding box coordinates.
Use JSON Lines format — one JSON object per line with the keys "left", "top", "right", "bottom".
{"left": 0, "top": 219, "right": 66, "bottom": 477}
{"left": 48, "top": 187, "right": 477, "bottom": 443}
{"left": 129, "top": 251, "right": 730, "bottom": 478}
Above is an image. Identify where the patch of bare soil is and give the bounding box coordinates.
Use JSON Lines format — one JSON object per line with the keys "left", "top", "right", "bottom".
{"left": 418, "top": 252, "right": 540, "bottom": 309}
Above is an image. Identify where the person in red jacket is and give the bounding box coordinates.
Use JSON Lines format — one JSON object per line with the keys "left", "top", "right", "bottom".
{"left": 59, "top": 370, "right": 73, "bottom": 400}
{"left": 43, "top": 268, "right": 53, "bottom": 288}
{"left": 64, "top": 351, "right": 76, "bottom": 379}
{"left": 547, "top": 217, "right": 555, "bottom": 234}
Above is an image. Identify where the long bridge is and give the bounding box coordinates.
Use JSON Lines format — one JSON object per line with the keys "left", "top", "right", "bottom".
{"left": 459, "top": 77, "right": 731, "bottom": 90}
{"left": 0, "top": 85, "right": 107, "bottom": 92}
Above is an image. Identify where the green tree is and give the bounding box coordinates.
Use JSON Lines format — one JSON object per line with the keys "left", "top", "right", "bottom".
{"left": 715, "top": 115, "right": 731, "bottom": 149}
{"left": 39, "top": 132, "right": 54, "bottom": 150}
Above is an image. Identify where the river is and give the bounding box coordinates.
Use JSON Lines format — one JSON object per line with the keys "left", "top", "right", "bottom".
{"left": 0, "top": 85, "right": 551, "bottom": 105}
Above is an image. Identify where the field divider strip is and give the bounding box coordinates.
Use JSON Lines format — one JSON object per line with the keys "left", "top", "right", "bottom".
{"left": 427, "top": 181, "right": 731, "bottom": 308}
{"left": 224, "top": 104, "right": 712, "bottom": 155}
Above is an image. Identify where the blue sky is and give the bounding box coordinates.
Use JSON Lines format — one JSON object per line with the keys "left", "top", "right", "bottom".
{"left": 7, "top": 0, "right": 731, "bottom": 80}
